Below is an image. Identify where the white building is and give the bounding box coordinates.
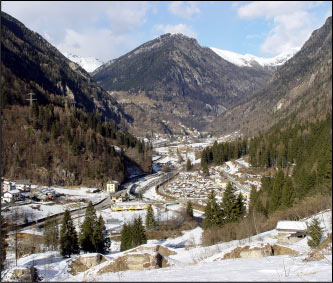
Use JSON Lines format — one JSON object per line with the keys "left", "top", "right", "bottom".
{"left": 2, "top": 181, "right": 16, "bottom": 193}
{"left": 3, "top": 190, "right": 22, "bottom": 202}
{"left": 106, "top": 180, "right": 119, "bottom": 193}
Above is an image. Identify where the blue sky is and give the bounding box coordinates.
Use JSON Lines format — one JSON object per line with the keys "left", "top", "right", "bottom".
{"left": 2, "top": 1, "right": 332, "bottom": 61}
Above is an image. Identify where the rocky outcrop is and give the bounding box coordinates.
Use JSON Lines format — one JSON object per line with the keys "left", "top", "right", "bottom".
{"left": 69, "top": 254, "right": 107, "bottom": 275}
{"left": 97, "top": 247, "right": 174, "bottom": 274}
{"left": 215, "top": 244, "right": 298, "bottom": 261}
{"left": 3, "top": 266, "right": 39, "bottom": 282}
{"left": 125, "top": 245, "right": 177, "bottom": 257}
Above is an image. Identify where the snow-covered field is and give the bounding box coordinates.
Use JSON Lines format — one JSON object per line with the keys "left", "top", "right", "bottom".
{"left": 2, "top": 186, "right": 108, "bottom": 226}
{"left": 3, "top": 210, "right": 331, "bottom": 282}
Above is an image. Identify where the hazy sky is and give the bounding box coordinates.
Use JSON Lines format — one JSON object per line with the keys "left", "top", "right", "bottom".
{"left": 2, "top": 1, "right": 332, "bottom": 61}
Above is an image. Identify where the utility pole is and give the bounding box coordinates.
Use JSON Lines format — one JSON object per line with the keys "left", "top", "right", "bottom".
{"left": 26, "top": 93, "right": 37, "bottom": 107}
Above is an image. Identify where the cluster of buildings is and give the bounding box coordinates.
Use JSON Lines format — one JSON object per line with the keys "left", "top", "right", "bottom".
{"left": 163, "top": 171, "right": 227, "bottom": 202}
{"left": 1, "top": 179, "right": 31, "bottom": 203}
{"left": 1, "top": 179, "right": 61, "bottom": 203}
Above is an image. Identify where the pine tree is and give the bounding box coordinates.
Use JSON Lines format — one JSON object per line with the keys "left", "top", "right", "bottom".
{"left": 235, "top": 193, "right": 246, "bottom": 220}
{"left": 60, "top": 210, "right": 79, "bottom": 257}
{"left": 93, "top": 218, "right": 105, "bottom": 254}
{"left": 133, "top": 216, "right": 147, "bottom": 247}
{"left": 120, "top": 223, "right": 131, "bottom": 251}
{"left": 43, "top": 216, "right": 59, "bottom": 250}
{"left": 145, "top": 205, "right": 157, "bottom": 231}
{"left": 186, "top": 201, "right": 194, "bottom": 218}
{"left": 203, "top": 190, "right": 223, "bottom": 229}
{"left": 1, "top": 216, "right": 8, "bottom": 270}
{"left": 79, "top": 201, "right": 97, "bottom": 253}
{"left": 220, "top": 182, "right": 239, "bottom": 224}
{"left": 307, "top": 217, "right": 323, "bottom": 249}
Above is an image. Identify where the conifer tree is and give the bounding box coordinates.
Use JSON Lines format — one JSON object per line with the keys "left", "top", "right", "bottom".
{"left": 203, "top": 190, "right": 223, "bottom": 229}
{"left": 186, "top": 201, "right": 194, "bottom": 218}
{"left": 220, "top": 182, "right": 239, "bottom": 224}
{"left": 120, "top": 223, "right": 131, "bottom": 251}
{"left": 145, "top": 205, "right": 157, "bottom": 231}
{"left": 60, "top": 210, "right": 79, "bottom": 257}
{"left": 133, "top": 216, "right": 147, "bottom": 247}
{"left": 93, "top": 218, "right": 105, "bottom": 254}
{"left": 235, "top": 193, "right": 246, "bottom": 220}
{"left": 79, "top": 201, "right": 97, "bottom": 253}
{"left": 307, "top": 218, "right": 323, "bottom": 249}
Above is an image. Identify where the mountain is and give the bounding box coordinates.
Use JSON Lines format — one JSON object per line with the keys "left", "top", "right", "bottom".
{"left": 210, "top": 47, "right": 299, "bottom": 71}
{"left": 213, "top": 16, "right": 332, "bottom": 137}
{"left": 64, "top": 52, "right": 104, "bottom": 73}
{"left": 1, "top": 12, "right": 152, "bottom": 186}
{"left": 1, "top": 12, "right": 126, "bottom": 124}
{"left": 92, "top": 33, "right": 272, "bottom": 135}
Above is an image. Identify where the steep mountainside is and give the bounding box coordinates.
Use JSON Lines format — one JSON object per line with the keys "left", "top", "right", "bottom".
{"left": 213, "top": 16, "right": 332, "bottom": 137}
{"left": 92, "top": 33, "right": 272, "bottom": 135}
{"left": 1, "top": 12, "right": 152, "bottom": 187}
{"left": 1, "top": 12, "right": 128, "bottom": 125}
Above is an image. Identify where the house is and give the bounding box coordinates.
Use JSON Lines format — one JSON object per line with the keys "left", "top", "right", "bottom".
{"left": 276, "top": 221, "right": 307, "bottom": 244}
{"left": 106, "top": 180, "right": 119, "bottom": 193}
{"left": 3, "top": 190, "right": 23, "bottom": 203}
{"left": 2, "top": 181, "right": 16, "bottom": 193}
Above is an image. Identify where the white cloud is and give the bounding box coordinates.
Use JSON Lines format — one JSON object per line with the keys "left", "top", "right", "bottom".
{"left": 168, "top": 1, "right": 200, "bottom": 19}
{"left": 237, "top": 1, "right": 328, "bottom": 55}
{"left": 1, "top": 1, "right": 152, "bottom": 61}
{"left": 154, "top": 24, "right": 197, "bottom": 38}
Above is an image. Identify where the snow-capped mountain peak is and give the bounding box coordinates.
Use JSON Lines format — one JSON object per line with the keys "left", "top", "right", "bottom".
{"left": 64, "top": 52, "right": 104, "bottom": 73}
{"left": 210, "top": 47, "right": 300, "bottom": 68}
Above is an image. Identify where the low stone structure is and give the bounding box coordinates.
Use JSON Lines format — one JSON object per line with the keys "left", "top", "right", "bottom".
{"left": 69, "top": 253, "right": 107, "bottom": 275}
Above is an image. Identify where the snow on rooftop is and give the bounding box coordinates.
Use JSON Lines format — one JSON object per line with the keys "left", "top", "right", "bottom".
{"left": 276, "top": 221, "right": 307, "bottom": 231}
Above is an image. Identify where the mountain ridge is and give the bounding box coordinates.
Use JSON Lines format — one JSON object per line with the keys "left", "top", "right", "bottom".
{"left": 92, "top": 33, "right": 272, "bottom": 135}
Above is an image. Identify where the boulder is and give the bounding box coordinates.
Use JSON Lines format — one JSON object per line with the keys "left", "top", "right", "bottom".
{"left": 4, "top": 266, "right": 39, "bottom": 282}
{"left": 69, "top": 253, "right": 107, "bottom": 275}
{"left": 97, "top": 251, "right": 171, "bottom": 274}
{"left": 271, "top": 245, "right": 298, "bottom": 256}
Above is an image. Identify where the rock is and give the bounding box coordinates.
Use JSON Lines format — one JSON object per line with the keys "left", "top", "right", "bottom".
{"left": 4, "top": 266, "right": 39, "bottom": 282}
{"left": 271, "top": 245, "right": 298, "bottom": 256}
{"left": 220, "top": 244, "right": 300, "bottom": 260}
{"left": 239, "top": 245, "right": 273, "bottom": 258}
{"left": 124, "top": 244, "right": 177, "bottom": 257}
{"left": 69, "top": 253, "right": 107, "bottom": 275}
{"left": 97, "top": 251, "right": 171, "bottom": 274}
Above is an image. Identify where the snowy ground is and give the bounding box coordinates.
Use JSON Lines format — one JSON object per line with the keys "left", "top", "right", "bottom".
{"left": 2, "top": 209, "right": 331, "bottom": 282}
{"left": 2, "top": 186, "right": 108, "bottom": 226}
